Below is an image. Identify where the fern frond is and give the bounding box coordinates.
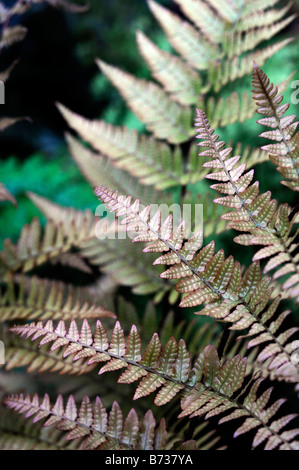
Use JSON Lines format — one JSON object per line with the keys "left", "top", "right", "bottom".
{"left": 252, "top": 63, "right": 299, "bottom": 192}
{"left": 148, "top": 0, "right": 219, "bottom": 70}
{"left": 241, "top": 0, "right": 282, "bottom": 19}
{"left": 0, "top": 183, "right": 17, "bottom": 206}
{"left": 195, "top": 108, "right": 299, "bottom": 302}
{"left": 27, "top": 193, "right": 173, "bottom": 298}
{"left": 0, "top": 275, "right": 115, "bottom": 321}
{"left": 136, "top": 30, "right": 205, "bottom": 106}
{"left": 172, "top": 0, "right": 225, "bottom": 44}
{"left": 0, "top": 408, "right": 82, "bottom": 450}
{"left": 207, "top": 90, "right": 256, "bottom": 129}
{"left": 185, "top": 143, "right": 269, "bottom": 187}
{"left": 3, "top": 393, "right": 169, "bottom": 450}
{"left": 7, "top": 320, "right": 244, "bottom": 404}
{"left": 207, "top": 71, "right": 295, "bottom": 129}
{"left": 96, "top": 59, "right": 193, "bottom": 144}
{"left": 0, "top": 214, "right": 97, "bottom": 279}
{"left": 95, "top": 187, "right": 299, "bottom": 381}
{"left": 58, "top": 104, "right": 185, "bottom": 190}
{"left": 0, "top": 116, "right": 30, "bottom": 132}
{"left": 5, "top": 340, "right": 97, "bottom": 376}
{"left": 172, "top": 0, "right": 294, "bottom": 93}
{"left": 65, "top": 133, "right": 163, "bottom": 203}
{"left": 0, "top": 25, "right": 27, "bottom": 49}
{"left": 7, "top": 321, "right": 299, "bottom": 450}
{"left": 0, "top": 60, "right": 18, "bottom": 83}
{"left": 210, "top": 39, "right": 293, "bottom": 92}
{"left": 236, "top": 1, "right": 292, "bottom": 31}
{"left": 223, "top": 15, "right": 295, "bottom": 59}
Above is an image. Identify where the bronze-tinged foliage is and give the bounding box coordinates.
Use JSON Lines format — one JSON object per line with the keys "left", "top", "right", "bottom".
{"left": 3, "top": 394, "right": 168, "bottom": 450}
{"left": 7, "top": 320, "right": 299, "bottom": 450}
{"left": 1, "top": 0, "right": 298, "bottom": 453}
{"left": 252, "top": 62, "right": 299, "bottom": 192}
{"left": 195, "top": 107, "right": 299, "bottom": 303}
{"left": 94, "top": 186, "right": 299, "bottom": 384}
{"left": 0, "top": 275, "right": 115, "bottom": 322}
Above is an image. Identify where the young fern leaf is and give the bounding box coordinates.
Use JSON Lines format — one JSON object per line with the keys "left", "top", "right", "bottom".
{"left": 207, "top": 72, "right": 295, "bottom": 129}
{"left": 186, "top": 143, "right": 270, "bottom": 187}
{"left": 8, "top": 320, "right": 299, "bottom": 450}
{"left": 195, "top": 108, "right": 299, "bottom": 302}
{"left": 252, "top": 62, "right": 299, "bottom": 192}
{"left": 95, "top": 187, "right": 299, "bottom": 382}
{"left": 3, "top": 394, "right": 169, "bottom": 450}
{"left": 0, "top": 275, "right": 115, "bottom": 321}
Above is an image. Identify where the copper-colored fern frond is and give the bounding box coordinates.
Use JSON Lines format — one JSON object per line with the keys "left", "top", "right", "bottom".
{"left": 58, "top": 103, "right": 187, "bottom": 191}
{"left": 195, "top": 108, "right": 299, "bottom": 303}
{"left": 209, "top": 39, "right": 293, "bottom": 93}
{"left": 0, "top": 274, "right": 115, "bottom": 322}
{"left": 27, "top": 193, "right": 174, "bottom": 299}
{"left": 65, "top": 133, "right": 164, "bottom": 203}
{"left": 3, "top": 393, "right": 169, "bottom": 450}
{"left": 7, "top": 319, "right": 299, "bottom": 450}
{"left": 0, "top": 25, "right": 27, "bottom": 49}
{"left": 252, "top": 62, "right": 299, "bottom": 192}
{"left": 136, "top": 30, "right": 205, "bottom": 106}
{"left": 0, "top": 215, "right": 97, "bottom": 279}
{"left": 95, "top": 186, "right": 299, "bottom": 382}
{"left": 97, "top": 59, "right": 193, "bottom": 144}
{"left": 0, "top": 404, "right": 83, "bottom": 450}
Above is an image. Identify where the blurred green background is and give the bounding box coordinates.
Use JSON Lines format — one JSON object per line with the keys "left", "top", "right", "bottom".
{"left": 0, "top": 0, "right": 299, "bottom": 249}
